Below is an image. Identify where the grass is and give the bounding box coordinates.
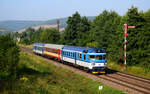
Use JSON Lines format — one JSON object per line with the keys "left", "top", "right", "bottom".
{"left": 107, "top": 60, "right": 150, "bottom": 78}
{"left": 1, "top": 52, "right": 123, "bottom": 94}
{"left": 18, "top": 43, "right": 33, "bottom": 49}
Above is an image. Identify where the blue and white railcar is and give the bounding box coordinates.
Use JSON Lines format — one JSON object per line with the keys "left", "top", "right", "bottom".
{"left": 61, "top": 46, "right": 107, "bottom": 73}
{"left": 33, "top": 43, "right": 45, "bottom": 55}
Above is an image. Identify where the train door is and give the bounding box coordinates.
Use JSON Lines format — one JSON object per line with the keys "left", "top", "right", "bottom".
{"left": 75, "top": 52, "right": 76, "bottom": 65}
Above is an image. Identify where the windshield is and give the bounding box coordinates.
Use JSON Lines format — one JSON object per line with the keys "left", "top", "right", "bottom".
{"left": 96, "top": 55, "right": 102, "bottom": 60}
{"left": 89, "top": 55, "right": 105, "bottom": 60}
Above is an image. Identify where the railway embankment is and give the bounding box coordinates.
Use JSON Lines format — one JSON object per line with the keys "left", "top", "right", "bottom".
{"left": 0, "top": 50, "right": 123, "bottom": 94}
{"left": 20, "top": 44, "right": 150, "bottom": 79}
{"left": 20, "top": 47, "right": 150, "bottom": 94}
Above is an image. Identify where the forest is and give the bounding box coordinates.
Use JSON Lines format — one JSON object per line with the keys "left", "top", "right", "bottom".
{"left": 18, "top": 6, "right": 150, "bottom": 69}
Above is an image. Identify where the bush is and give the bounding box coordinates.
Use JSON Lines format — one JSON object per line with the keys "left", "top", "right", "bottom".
{"left": 0, "top": 34, "right": 20, "bottom": 80}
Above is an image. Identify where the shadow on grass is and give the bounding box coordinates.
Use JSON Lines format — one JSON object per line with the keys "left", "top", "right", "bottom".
{"left": 17, "top": 66, "right": 52, "bottom": 77}
{"left": 0, "top": 80, "right": 5, "bottom": 92}
{"left": 0, "top": 67, "right": 52, "bottom": 94}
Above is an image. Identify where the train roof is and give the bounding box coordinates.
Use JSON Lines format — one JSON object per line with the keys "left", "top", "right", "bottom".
{"left": 44, "top": 43, "right": 64, "bottom": 49}
{"left": 63, "top": 46, "right": 105, "bottom": 53}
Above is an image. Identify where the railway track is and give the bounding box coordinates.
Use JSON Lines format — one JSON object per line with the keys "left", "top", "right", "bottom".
{"left": 20, "top": 47, "right": 150, "bottom": 94}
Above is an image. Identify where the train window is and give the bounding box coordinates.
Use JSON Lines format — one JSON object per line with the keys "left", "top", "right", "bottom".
{"left": 71, "top": 52, "right": 72, "bottom": 57}
{"left": 89, "top": 55, "right": 103, "bottom": 60}
{"left": 66, "top": 52, "right": 68, "bottom": 56}
{"left": 79, "top": 53, "right": 82, "bottom": 60}
{"left": 69, "top": 52, "right": 70, "bottom": 57}
{"left": 96, "top": 55, "right": 102, "bottom": 60}
{"left": 89, "top": 55, "right": 95, "bottom": 60}
{"left": 84, "top": 54, "right": 86, "bottom": 60}
{"left": 45, "top": 48, "right": 58, "bottom": 54}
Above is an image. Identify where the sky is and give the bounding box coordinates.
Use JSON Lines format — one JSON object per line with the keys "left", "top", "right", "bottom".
{"left": 0, "top": 0, "right": 150, "bottom": 21}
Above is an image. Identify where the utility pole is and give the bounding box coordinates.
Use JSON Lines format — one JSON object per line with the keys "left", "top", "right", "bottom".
{"left": 57, "top": 19, "right": 60, "bottom": 32}
{"left": 124, "top": 24, "right": 135, "bottom": 70}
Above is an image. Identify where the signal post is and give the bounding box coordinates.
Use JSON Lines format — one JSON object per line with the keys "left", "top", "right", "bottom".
{"left": 124, "top": 24, "right": 135, "bottom": 70}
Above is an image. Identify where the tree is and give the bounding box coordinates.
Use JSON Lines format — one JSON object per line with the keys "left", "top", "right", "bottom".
{"left": 139, "top": 9, "right": 150, "bottom": 68}
{"left": 64, "top": 12, "right": 81, "bottom": 45}
{"left": 62, "top": 12, "right": 91, "bottom": 46}
{"left": 76, "top": 16, "right": 91, "bottom": 46}
{"left": 0, "top": 34, "right": 20, "bottom": 79}
{"left": 31, "top": 27, "right": 43, "bottom": 43}
{"left": 20, "top": 37, "right": 30, "bottom": 45}
{"left": 40, "top": 28, "right": 60, "bottom": 44}
{"left": 89, "top": 10, "right": 121, "bottom": 61}
{"left": 125, "top": 6, "right": 146, "bottom": 65}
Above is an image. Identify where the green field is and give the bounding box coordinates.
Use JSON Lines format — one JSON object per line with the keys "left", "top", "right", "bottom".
{"left": 1, "top": 52, "right": 123, "bottom": 94}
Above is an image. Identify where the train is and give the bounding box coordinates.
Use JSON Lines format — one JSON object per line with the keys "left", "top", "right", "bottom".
{"left": 33, "top": 43, "right": 107, "bottom": 74}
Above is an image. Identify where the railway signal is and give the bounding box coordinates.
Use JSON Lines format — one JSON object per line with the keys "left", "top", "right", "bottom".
{"left": 124, "top": 24, "right": 135, "bottom": 70}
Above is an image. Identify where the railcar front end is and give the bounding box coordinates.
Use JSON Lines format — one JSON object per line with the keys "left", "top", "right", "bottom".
{"left": 87, "top": 53, "right": 107, "bottom": 74}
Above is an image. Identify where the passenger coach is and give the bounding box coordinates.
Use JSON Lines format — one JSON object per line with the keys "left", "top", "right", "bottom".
{"left": 43, "top": 44, "right": 64, "bottom": 60}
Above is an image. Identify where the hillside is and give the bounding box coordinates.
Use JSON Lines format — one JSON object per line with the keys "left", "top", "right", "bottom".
{"left": 0, "top": 16, "right": 95, "bottom": 32}
{"left": 0, "top": 27, "right": 10, "bottom": 35}
{"left": 0, "top": 51, "right": 123, "bottom": 94}
{"left": 17, "top": 24, "right": 63, "bottom": 33}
